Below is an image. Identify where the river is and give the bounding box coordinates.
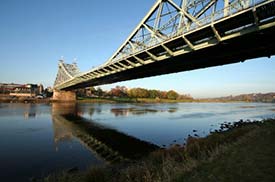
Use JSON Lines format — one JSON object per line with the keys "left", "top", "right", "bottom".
{"left": 0, "top": 102, "right": 274, "bottom": 181}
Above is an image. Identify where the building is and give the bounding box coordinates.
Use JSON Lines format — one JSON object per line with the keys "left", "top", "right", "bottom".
{"left": 9, "top": 84, "right": 39, "bottom": 97}
{"left": 38, "top": 84, "right": 44, "bottom": 95}
{"left": 0, "top": 83, "right": 22, "bottom": 94}
{"left": 0, "top": 83, "right": 41, "bottom": 97}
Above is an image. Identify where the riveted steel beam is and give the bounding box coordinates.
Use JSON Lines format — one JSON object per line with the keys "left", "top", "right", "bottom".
{"left": 182, "top": 36, "right": 194, "bottom": 50}
{"left": 161, "top": 44, "right": 175, "bottom": 56}
{"left": 125, "top": 59, "right": 138, "bottom": 67}
{"left": 211, "top": 24, "right": 222, "bottom": 42}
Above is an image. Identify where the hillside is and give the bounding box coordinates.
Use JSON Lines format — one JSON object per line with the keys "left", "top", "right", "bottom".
{"left": 203, "top": 92, "right": 275, "bottom": 103}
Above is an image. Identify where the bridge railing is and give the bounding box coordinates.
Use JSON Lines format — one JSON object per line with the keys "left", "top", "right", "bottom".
{"left": 170, "top": 0, "right": 266, "bottom": 41}
{"left": 185, "top": 0, "right": 265, "bottom": 33}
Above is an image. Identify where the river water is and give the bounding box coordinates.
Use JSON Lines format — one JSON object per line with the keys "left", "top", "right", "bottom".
{"left": 0, "top": 102, "right": 274, "bottom": 181}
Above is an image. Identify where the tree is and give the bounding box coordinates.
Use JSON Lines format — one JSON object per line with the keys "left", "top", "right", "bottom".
{"left": 177, "top": 94, "right": 193, "bottom": 100}
{"left": 89, "top": 87, "right": 96, "bottom": 93}
{"left": 86, "top": 87, "right": 95, "bottom": 97}
{"left": 160, "top": 91, "right": 167, "bottom": 99}
{"left": 128, "top": 88, "right": 149, "bottom": 98}
{"left": 167, "top": 90, "right": 179, "bottom": 100}
{"left": 148, "top": 89, "right": 161, "bottom": 99}
{"left": 109, "top": 86, "right": 128, "bottom": 97}
{"left": 96, "top": 87, "right": 104, "bottom": 97}
{"left": 76, "top": 88, "right": 86, "bottom": 97}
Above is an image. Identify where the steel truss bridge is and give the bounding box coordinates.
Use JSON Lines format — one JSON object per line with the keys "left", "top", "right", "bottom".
{"left": 54, "top": 0, "right": 275, "bottom": 90}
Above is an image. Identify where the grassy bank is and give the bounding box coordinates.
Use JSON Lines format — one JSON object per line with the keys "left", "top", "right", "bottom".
{"left": 0, "top": 96, "right": 51, "bottom": 103}
{"left": 42, "top": 119, "right": 275, "bottom": 182}
{"left": 1, "top": 96, "right": 267, "bottom": 104}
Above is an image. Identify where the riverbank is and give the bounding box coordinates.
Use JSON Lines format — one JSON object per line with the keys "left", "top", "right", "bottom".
{"left": 1, "top": 95, "right": 273, "bottom": 104}
{"left": 42, "top": 118, "right": 275, "bottom": 182}
{"left": 77, "top": 97, "right": 274, "bottom": 103}
{"left": 0, "top": 95, "right": 51, "bottom": 103}
{"left": 0, "top": 96, "right": 189, "bottom": 104}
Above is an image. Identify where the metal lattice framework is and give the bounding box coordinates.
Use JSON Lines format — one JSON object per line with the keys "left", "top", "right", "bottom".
{"left": 54, "top": 60, "right": 81, "bottom": 87}
{"left": 106, "top": 0, "right": 254, "bottom": 64}
{"left": 54, "top": 0, "right": 275, "bottom": 90}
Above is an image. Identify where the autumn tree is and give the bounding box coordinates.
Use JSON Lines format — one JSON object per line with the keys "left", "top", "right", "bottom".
{"left": 128, "top": 88, "right": 149, "bottom": 98}
{"left": 148, "top": 89, "right": 161, "bottom": 98}
{"left": 167, "top": 90, "right": 179, "bottom": 100}
{"left": 160, "top": 91, "right": 167, "bottom": 99}
{"left": 109, "top": 86, "right": 128, "bottom": 97}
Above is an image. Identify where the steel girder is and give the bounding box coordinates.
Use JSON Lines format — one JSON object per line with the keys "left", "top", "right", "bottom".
{"left": 105, "top": 0, "right": 257, "bottom": 64}
{"left": 54, "top": 0, "right": 275, "bottom": 90}
{"left": 54, "top": 60, "right": 81, "bottom": 88}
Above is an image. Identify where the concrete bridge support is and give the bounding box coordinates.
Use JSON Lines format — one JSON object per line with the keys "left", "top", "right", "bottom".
{"left": 52, "top": 90, "right": 76, "bottom": 101}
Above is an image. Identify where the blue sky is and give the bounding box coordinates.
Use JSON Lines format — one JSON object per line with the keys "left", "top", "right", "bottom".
{"left": 0, "top": 0, "right": 274, "bottom": 98}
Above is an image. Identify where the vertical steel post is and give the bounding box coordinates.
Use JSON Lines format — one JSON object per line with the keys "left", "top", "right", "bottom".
{"left": 178, "top": 0, "right": 187, "bottom": 32}
{"left": 154, "top": 1, "right": 164, "bottom": 30}
{"left": 224, "top": 0, "right": 229, "bottom": 16}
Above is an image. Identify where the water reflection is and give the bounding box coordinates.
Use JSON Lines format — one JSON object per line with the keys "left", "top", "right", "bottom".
{"left": 52, "top": 103, "right": 159, "bottom": 163}
{"left": 24, "top": 112, "right": 36, "bottom": 119}
{"left": 0, "top": 102, "right": 274, "bottom": 182}
{"left": 110, "top": 106, "right": 178, "bottom": 117}
{"left": 111, "top": 108, "right": 158, "bottom": 116}
{"left": 168, "top": 107, "right": 178, "bottom": 113}
{"left": 239, "top": 106, "right": 257, "bottom": 109}
{"left": 0, "top": 103, "right": 38, "bottom": 119}
{"left": 171, "top": 113, "right": 216, "bottom": 120}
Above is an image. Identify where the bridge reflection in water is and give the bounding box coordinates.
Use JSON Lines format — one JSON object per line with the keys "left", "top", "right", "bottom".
{"left": 51, "top": 103, "right": 159, "bottom": 163}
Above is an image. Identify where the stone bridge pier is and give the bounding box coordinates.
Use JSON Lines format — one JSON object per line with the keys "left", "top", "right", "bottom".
{"left": 52, "top": 90, "right": 76, "bottom": 101}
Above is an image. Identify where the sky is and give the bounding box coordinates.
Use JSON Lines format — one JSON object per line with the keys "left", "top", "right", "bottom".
{"left": 0, "top": 0, "right": 274, "bottom": 98}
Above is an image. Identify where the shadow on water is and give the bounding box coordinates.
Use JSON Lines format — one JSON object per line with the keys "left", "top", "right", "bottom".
{"left": 52, "top": 103, "right": 159, "bottom": 163}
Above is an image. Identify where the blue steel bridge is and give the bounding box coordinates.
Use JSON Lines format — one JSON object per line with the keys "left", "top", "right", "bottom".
{"left": 54, "top": 0, "right": 275, "bottom": 91}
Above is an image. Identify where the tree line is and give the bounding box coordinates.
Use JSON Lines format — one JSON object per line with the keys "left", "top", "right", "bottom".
{"left": 76, "top": 86, "right": 193, "bottom": 100}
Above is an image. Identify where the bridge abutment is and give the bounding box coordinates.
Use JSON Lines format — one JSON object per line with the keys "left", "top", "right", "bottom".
{"left": 52, "top": 90, "right": 76, "bottom": 101}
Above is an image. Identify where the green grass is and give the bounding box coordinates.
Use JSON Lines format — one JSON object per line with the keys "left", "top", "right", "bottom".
{"left": 177, "top": 119, "right": 275, "bottom": 182}
{"left": 42, "top": 119, "right": 275, "bottom": 182}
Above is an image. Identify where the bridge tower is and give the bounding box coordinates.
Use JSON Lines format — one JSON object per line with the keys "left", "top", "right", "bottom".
{"left": 53, "top": 60, "right": 81, "bottom": 101}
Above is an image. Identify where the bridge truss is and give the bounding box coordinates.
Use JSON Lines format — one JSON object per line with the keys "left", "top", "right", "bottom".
{"left": 54, "top": 0, "right": 275, "bottom": 90}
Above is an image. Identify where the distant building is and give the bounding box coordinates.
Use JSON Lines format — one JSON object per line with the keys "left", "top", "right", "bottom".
{"left": 0, "top": 83, "right": 42, "bottom": 97}
{"left": 38, "top": 84, "right": 44, "bottom": 95}
{"left": 9, "top": 84, "right": 39, "bottom": 97}
{"left": 0, "top": 83, "right": 22, "bottom": 94}
{"left": 44, "top": 86, "right": 53, "bottom": 97}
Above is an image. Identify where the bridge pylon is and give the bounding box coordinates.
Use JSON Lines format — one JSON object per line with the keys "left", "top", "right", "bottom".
{"left": 53, "top": 60, "right": 81, "bottom": 101}
{"left": 52, "top": 89, "right": 76, "bottom": 101}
